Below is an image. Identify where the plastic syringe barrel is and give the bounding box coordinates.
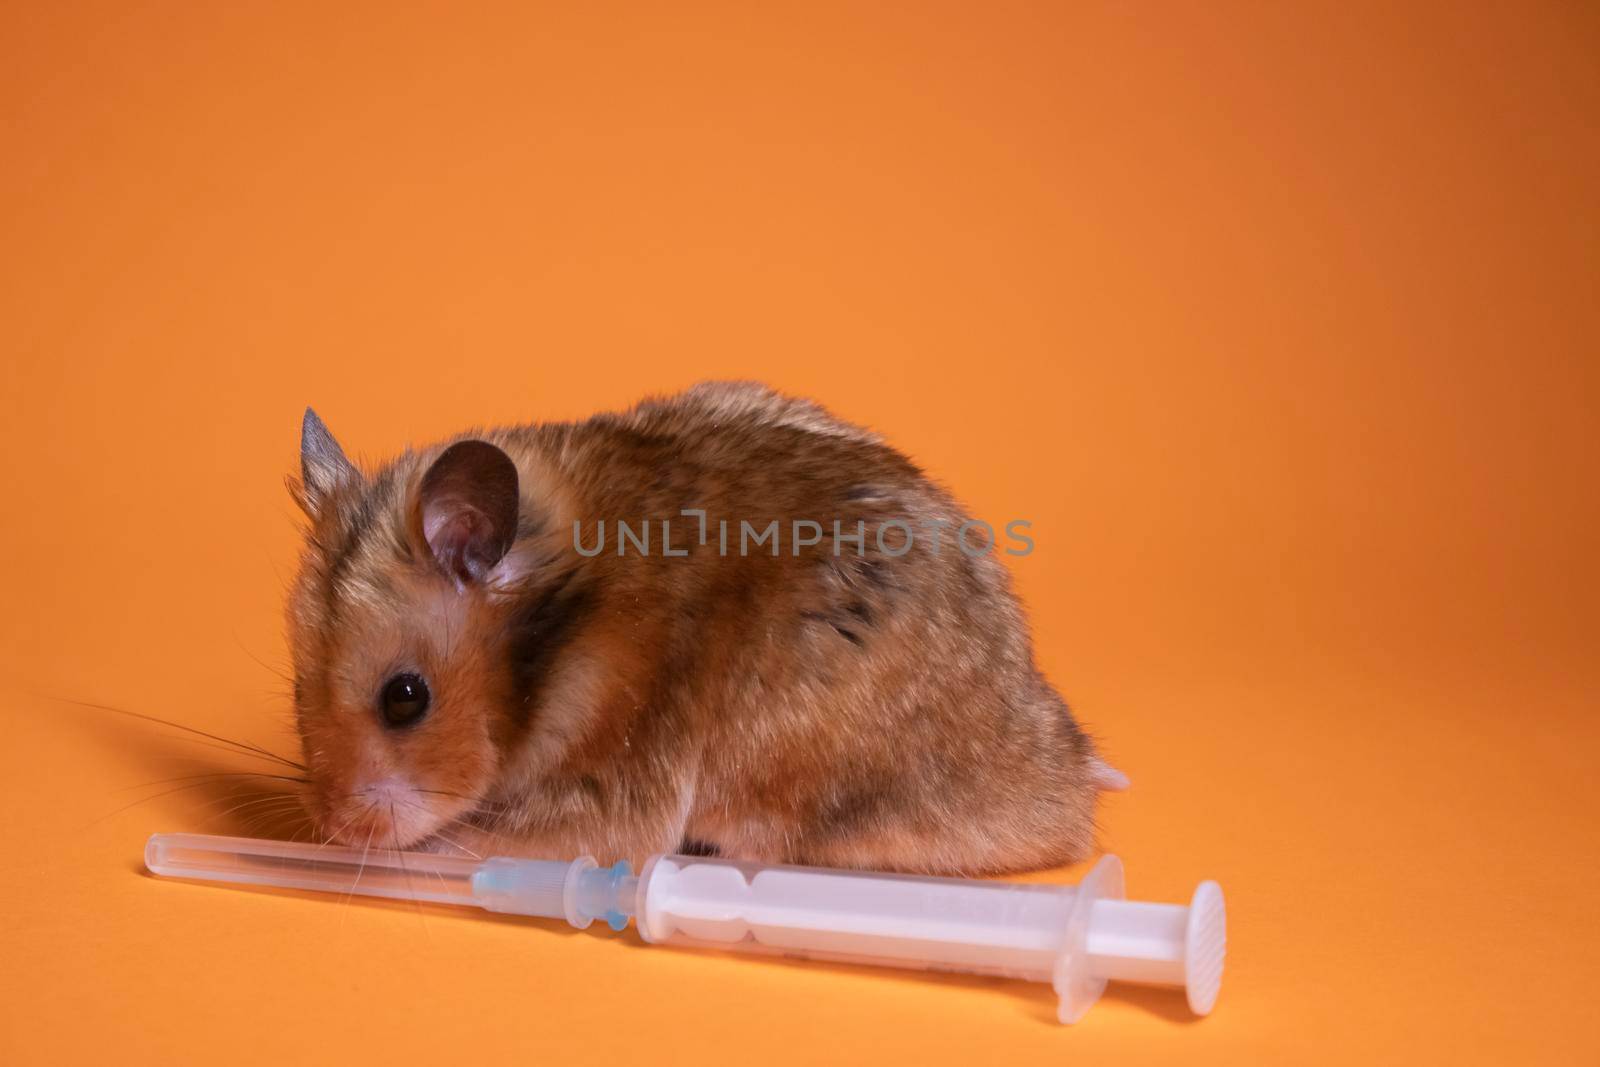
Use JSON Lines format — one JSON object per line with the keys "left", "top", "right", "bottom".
{"left": 636, "top": 854, "right": 1077, "bottom": 978}
{"left": 634, "top": 853, "right": 1225, "bottom": 1022}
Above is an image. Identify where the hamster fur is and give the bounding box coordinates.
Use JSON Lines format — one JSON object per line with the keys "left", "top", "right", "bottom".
{"left": 287, "top": 381, "right": 1124, "bottom": 875}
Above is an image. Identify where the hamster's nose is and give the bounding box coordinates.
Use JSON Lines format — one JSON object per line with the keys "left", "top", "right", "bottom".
{"left": 323, "top": 776, "right": 435, "bottom": 848}
{"left": 360, "top": 776, "right": 423, "bottom": 815}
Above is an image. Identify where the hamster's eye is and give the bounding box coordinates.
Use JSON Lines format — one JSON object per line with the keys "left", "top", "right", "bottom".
{"left": 379, "top": 673, "right": 431, "bottom": 728}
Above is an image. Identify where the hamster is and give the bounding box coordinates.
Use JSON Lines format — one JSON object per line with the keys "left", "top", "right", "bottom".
{"left": 287, "top": 381, "right": 1125, "bottom": 875}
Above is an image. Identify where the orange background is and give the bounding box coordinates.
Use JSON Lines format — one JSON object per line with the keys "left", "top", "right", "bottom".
{"left": 1, "top": 2, "right": 1596, "bottom": 1063}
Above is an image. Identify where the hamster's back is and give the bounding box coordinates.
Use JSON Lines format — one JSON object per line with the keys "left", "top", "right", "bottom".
{"left": 535, "top": 382, "right": 1112, "bottom": 873}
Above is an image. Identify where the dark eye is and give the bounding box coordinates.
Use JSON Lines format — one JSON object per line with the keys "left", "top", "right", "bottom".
{"left": 379, "top": 673, "right": 431, "bottom": 728}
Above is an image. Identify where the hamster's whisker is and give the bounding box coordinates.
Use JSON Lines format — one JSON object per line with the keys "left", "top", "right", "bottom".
{"left": 102, "top": 778, "right": 304, "bottom": 818}
{"left": 314, "top": 805, "right": 369, "bottom": 852}
{"left": 339, "top": 820, "right": 378, "bottom": 911}
{"left": 115, "top": 771, "right": 312, "bottom": 793}
{"left": 236, "top": 811, "right": 313, "bottom": 840}
{"left": 399, "top": 798, "right": 485, "bottom": 861}
{"left": 64, "top": 697, "right": 307, "bottom": 771}
{"left": 388, "top": 795, "right": 481, "bottom": 860}
{"left": 135, "top": 734, "right": 306, "bottom": 772}
{"left": 390, "top": 801, "right": 437, "bottom": 939}
{"left": 435, "top": 812, "right": 496, "bottom": 838}
{"left": 203, "top": 793, "right": 309, "bottom": 833}
{"left": 228, "top": 799, "right": 312, "bottom": 825}
{"left": 411, "top": 787, "right": 514, "bottom": 819}
{"left": 102, "top": 785, "right": 308, "bottom": 838}
{"left": 405, "top": 786, "right": 509, "bottom": 811}
{"left": 232, "top": 632, "right": 294, "bottom": 686}
{"left": 89, "top": 779, "right": 279, "bottom": 826}
{"left": 183, "top": 789, "right": 305, "bottom": 821}
{"left": 424, "top": 830, "right": 480, "bottom": 860}
{"left": 439, "top": 810, "right": 508, "bottom": 856}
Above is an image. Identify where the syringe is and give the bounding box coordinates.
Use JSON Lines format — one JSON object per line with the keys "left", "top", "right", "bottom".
{"left": 145, "top": 832, "right": 1225, "bottom": 1023}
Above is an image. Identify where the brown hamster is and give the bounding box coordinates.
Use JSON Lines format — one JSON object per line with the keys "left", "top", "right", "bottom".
{"left": 287, "top": 381, "right": 1125, "bottom": 875}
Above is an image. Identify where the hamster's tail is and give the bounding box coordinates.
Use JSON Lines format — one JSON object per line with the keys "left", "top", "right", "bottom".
{"left": 1089, "top": 758, "right": 1130, "bottom": 792}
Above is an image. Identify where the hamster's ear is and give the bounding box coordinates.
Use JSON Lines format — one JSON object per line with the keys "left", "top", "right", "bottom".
{"left": 294, "top": 407, "right": 360, "bottom": 517}
{"left": 413, "top": 440, "right": 520, "bottom": 584}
